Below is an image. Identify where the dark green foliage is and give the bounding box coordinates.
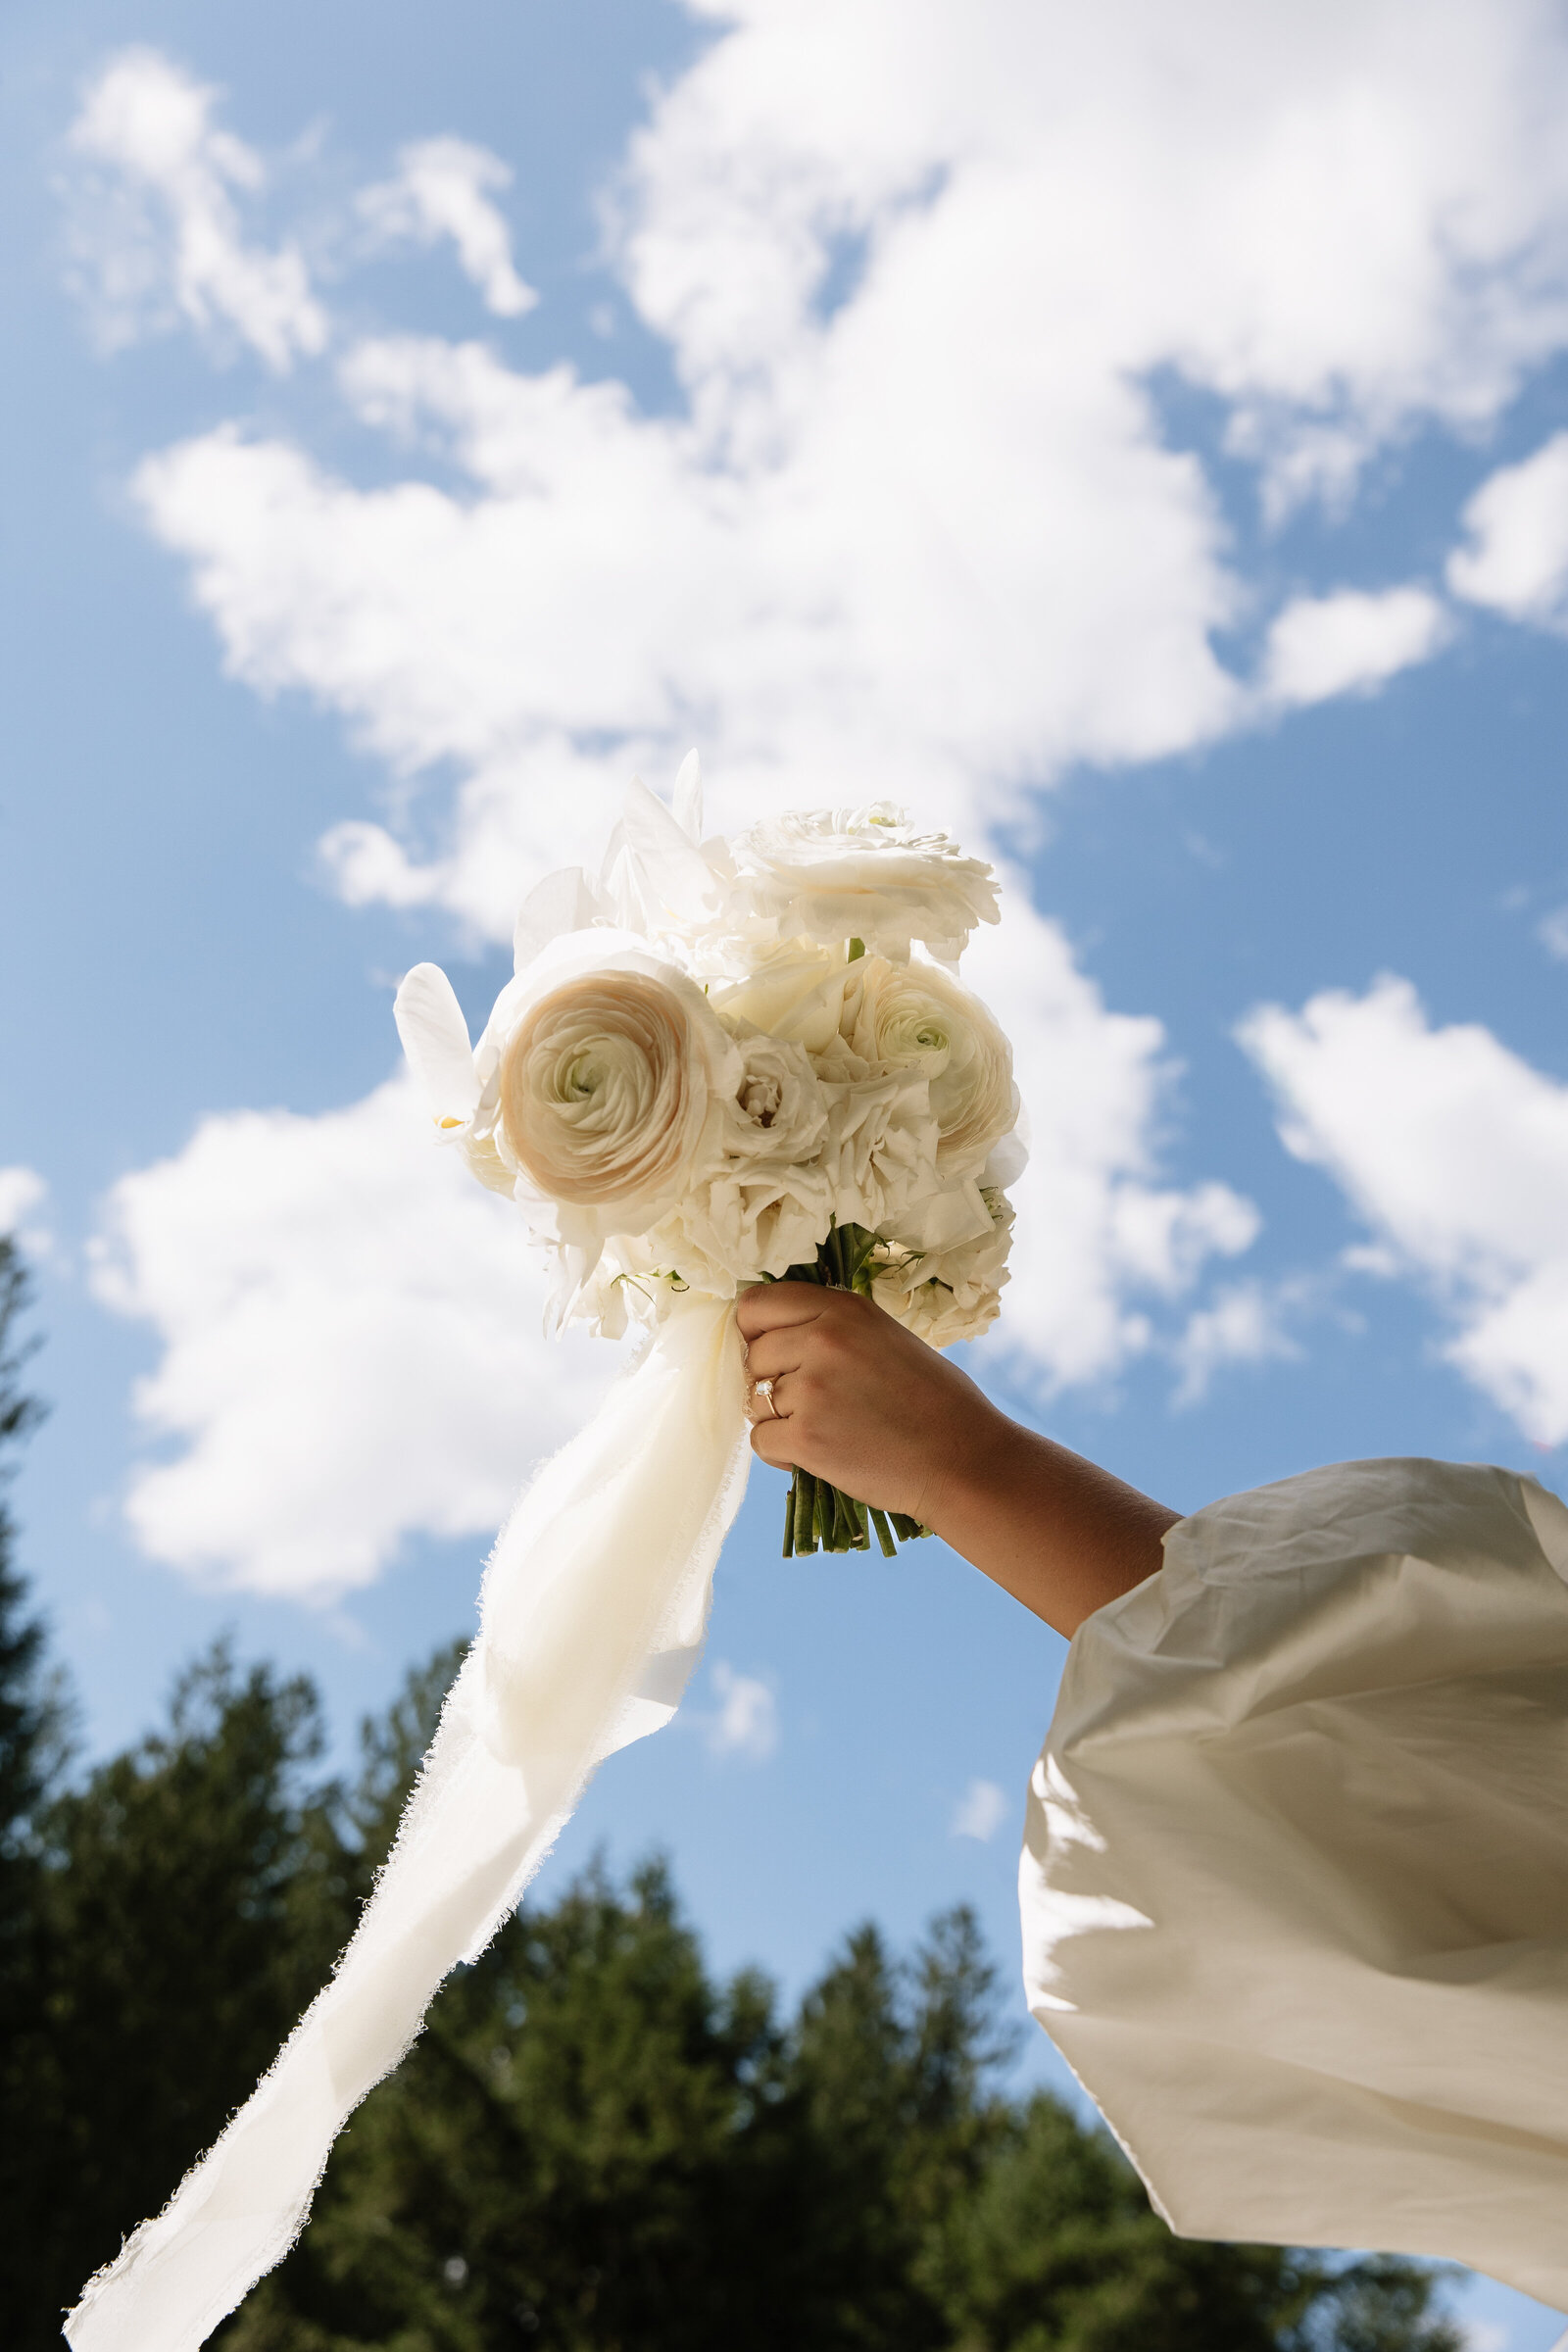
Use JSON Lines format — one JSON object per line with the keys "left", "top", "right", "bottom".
{"left": 0, "top": 1283, "right": 1464, "bottom": 2349}
{"left": 230, "top": 1856, "right": 801, "bottom": 2352}
{"left": 0, "top": 1238, "right": 73, "bottom": 2338}
{"left": 925, "top": 2096, "right": 1464, "bottom": 2352}
{"left": 346, "top": 1637, "right": 468, "bottom": 1882}
{"left": 7, "top": 1648, "right": 351, "bottom": 2345}
{"left": 228, "top": 1858, "right": 1460, "bottom": 2352}
{"left": 0, "top": 1236, "right": 63, "bottom": 1885}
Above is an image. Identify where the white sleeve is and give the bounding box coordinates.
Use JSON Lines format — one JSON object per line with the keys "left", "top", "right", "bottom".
{"left": 1019, "top": 1456, "right": 1568, "bottom": 2308}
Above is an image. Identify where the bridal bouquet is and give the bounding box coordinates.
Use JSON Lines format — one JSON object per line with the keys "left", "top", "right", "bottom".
{"left": 395, "top": 760, "right": 1024, "bottom": 1550}
{"left": 69, "top": 765, "right": 1024, "bottom": 2352}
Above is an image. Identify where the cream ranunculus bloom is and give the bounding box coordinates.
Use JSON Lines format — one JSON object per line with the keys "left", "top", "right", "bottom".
{"left": 845, "top": 956, "right": 1017, "bottom": 1179}
{"left": 871, "top": 1187, "right": 1016, "bottom": 1348}
{"left": 499, "top": 969, "right": 719, "bottom": 1211}
{"left": 468, "top": 930, "right": 741, "bottom": 1211}
{"left": 730, "top": 805, "right": 1000, "bottom": 962}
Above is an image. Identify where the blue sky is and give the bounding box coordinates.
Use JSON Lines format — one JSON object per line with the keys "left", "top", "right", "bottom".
{"left": 3, "top": 3, "right": 1567, "bottom": 2342}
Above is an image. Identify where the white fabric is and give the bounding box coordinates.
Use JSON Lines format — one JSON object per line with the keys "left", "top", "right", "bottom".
{"left": 1020, "top": 1456, "right": 1568, "bottom": 2309}
{"left": 68, "top": 1291, "right": 751, "bottom": 2352}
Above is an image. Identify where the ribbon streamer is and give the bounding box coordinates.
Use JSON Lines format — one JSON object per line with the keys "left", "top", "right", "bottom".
{"left": 68, "top": 1293, "right": 752, "bottom": 2352}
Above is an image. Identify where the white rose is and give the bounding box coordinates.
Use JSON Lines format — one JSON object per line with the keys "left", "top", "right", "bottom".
{"left": 816, "top": 1069, "right": 940, "bottom": 1235}
{"left": 650, "top": 1162, "right": 835, "bottom": 1298}
{"left": 844, "top": 956, "right": 1018, "bottom": 1179}
{"left": 871, "top": 1187, "right": 1015, "bottom": 1349}
{"left": 718, "top": 1029, "right": 830, "bottom": 1162}
{"left": 643, "top": 1030, "right": 834, "bottom": 1296}
{"left": 730, "top": 804, "right": 1000, "bottom": 962}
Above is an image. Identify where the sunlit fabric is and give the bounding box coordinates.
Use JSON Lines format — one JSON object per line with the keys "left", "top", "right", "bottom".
{"left": 67, "top": 1294, "right": 752, "bottom": 2352}
{"left": 1022, "top": 1457, "right": 1568, "bottom": 2308}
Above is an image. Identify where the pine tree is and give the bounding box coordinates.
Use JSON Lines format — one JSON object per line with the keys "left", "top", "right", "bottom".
{"left": 0, "top": 1235, "right": 62, "bottom": 1915}
{"left": 925, "top": 2089, "right": 1464, "bottom": 2352}
{"left": 0, "top": 1404, "right": 1470, "bottom": 2352}
{"left": 7, "top": 1647, "right": 354, "bottom": 2348}
{"left": 0, "top": 1236, "right": 74, "bottom": 2343}
{"left": 228, "top": 1784, "right": 1465, "bottom": 2352}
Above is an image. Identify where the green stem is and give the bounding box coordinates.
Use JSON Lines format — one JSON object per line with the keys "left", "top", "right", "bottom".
{"left": 776, "top": 1223, "right": 936, "bottom": 1561}
{"left": 832, "top": 1484, "right": 856, "bottom": 1551}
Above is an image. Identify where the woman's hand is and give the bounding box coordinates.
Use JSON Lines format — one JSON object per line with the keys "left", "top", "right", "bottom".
{"left": 736, "top": 1279, "right": 998, "bottom": 1527}
{"left": 735, "top": 1281, "right": 1180, "bottom": 1638}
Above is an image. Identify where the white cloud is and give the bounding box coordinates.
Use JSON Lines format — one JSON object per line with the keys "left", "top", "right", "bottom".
{"left": 81, "top": 6, "right": 1568, "bottom": 1585}
{"left": 952, "top": 1778, "right": 1009, "bottom": 1841}
{"left": 0, "top": 1166, "right": 49, "bottom": 1252}
{"left": 125, "top": 0, "right": 1568, "bottom": 930}
{"left": 1261, "top": 585, "right": 1450, "bottom": 707}
{"left": 963, "top": 891, "right": 1259, "bottom": 1391}
{"left": 359, "top": 138, "right": 538, "bottom": 318}
{"left": 1173, "top": 1280, "right": 1303, "bottom": 1407}
{"left": 1239, "top": 977, "right": 1568, "bottom": 1445}
{"left": 87, "top": 1072, "right": 612, "bottom": 1598}
{"left": 67, "top": 50, "right": 327, "bottom": 370}
{"left": 706, "top": 1662, "right": 778, "bottom": 1760}
{"left": 1447, "top": 430, "right": 1568, "bottom": 622}
{"left": 1540, "top": 906, "right": 1568, "bottom": 960}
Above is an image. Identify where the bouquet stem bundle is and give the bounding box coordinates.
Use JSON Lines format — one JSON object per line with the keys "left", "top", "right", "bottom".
{"left": 775, "top": 1221, "right": 931, "bottom": 1559}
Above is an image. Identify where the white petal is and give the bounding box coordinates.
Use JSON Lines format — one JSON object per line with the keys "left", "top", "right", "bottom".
{"left": 513, "top": 864, "right": 612, "bottom": 973}
{"left": 393, "top": 963, "right": 479, "bottom": 1125}
{"left": 619, "top": 775, "right": 719, "bottom": 927}
{"left": 986, "top": 1114, "right": 1030, "bottom": 1190}
{"left": 893, "top": 1178, "right": 994, "bottom": 1253}
{"left": 673, "top": 748, "right": 703, "bottom": 843}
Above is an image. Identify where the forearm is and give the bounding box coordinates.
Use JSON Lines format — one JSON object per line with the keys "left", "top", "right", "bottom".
{"left": 737, "top": 1282, "right": 1179, "bottom": 1638}
{"left": 920, "top": 1401, "right": 1179, "bottom": 1639}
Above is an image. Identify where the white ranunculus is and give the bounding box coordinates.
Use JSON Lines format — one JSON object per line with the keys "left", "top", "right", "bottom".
{"left": 710, "top": 939, "right": 851, "bottom": 1054}
{"left": 499, "top": 970, "right": 718, "bottom": 1211}
{"left": 539, "top": 1022, "right": 837, "bottom": 1320}
{"left": 871, "top": 1187, "right": 1015, "bottom": 1349}
{"left": 469, "top": 930, "right": 741, "bottom": 1227}
{"left": 730, "top": 804, "right": 1000, "bottom": 962}
{"left": 844, "top": 956, "right": 1017, "bottom": 1179}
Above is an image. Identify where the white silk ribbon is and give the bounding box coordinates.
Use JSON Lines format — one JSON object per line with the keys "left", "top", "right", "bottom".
{"left": 68, "top": 1292, "right": 752, "bottom": 2352}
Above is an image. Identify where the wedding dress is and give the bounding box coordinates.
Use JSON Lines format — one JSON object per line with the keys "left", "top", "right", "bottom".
{"left": 1020, "top": 1456, "right": 1568, "bottom": 2310}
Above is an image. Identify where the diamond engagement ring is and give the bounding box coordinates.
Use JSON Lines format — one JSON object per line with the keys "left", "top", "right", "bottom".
{"left": 748, "top": 1377, "right": 780, "bottom": 1423}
